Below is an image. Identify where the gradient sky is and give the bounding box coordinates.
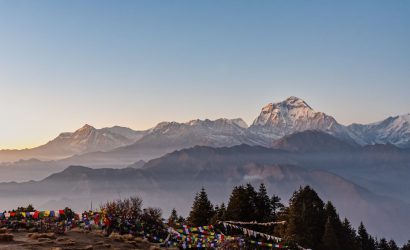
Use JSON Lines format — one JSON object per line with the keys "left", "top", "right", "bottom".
{"left": 0, "top": 0, "right": 409, "bottom": 149}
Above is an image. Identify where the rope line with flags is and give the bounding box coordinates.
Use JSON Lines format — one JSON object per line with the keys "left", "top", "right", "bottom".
{"left": 0, "top": 210, "right": 312, "bottom": 249}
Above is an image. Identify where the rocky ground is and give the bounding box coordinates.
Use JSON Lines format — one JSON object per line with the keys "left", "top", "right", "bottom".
{"left": 0, "top": 228, "right": 174, "bottom": 250}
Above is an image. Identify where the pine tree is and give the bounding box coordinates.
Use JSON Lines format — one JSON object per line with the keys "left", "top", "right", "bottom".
{"left": 178, "top": 216, "right": 186, "bottom": 224}
{"left": 324, "top": 202, "right": 340, "bottom": 224}
{"left": 285, "top": 186, "right": 326, "bottom": 249}
{"left": 217, "top": 203, "right": 227, "bottom": 220}
{"left": 225, "top": 185, "right": 256, "bottom": 221}
{"left": 377, "top": 238, "right": 389, "bottom": 250}
{"left": 245, "top": 183, "right": 258, "bottom": 219}
{"left": 255, "top": 183, "right": 273, "bottom": 222}
{"left": 401, "top": 240, "right": 410, "bottom": 250}
{"left": 341, "top": 218, "right": 360, "bottom": 250}
{"left": 318, "top": 202, "right": 345, "bottom": 250}
{"left": 168, "top": 208, "right": 179, "bottom": 226}
{"left": 211, "top": 203, "right": 227, "bottom": 224}
{"left": 271, "top": 194, "right": 284, "bottom": 220}
{"left": 188, "top": 187, "right": 214, "bottom": 226}
{"left": 358, "top": 222, "right": 376, "bottom": 250}
{"left": 388, "top": 239, "right": 399, "bottom": 250}
{"left": 321, "top": 217, "right": 341, "bottom": 250}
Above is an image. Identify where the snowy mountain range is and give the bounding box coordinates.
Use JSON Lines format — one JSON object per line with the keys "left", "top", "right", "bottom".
{"left": 0, "top": 125, "right": 147, "bottom": 162}
{"left": 37, "top": 124, "right": 147, "bottom": 155}
{"left": 249, "top": 96, "right": 410, "bottom": 147}
{"left": 139, "top": 118, "right": 250, "bottom": 148}
{"left": 348, "top": 114, "right": 410, "bottom": 148}
{"left": 1, "top": 96, "right": 409, "bottom": 165}
{"left": 1, "top": 97, "right": 410, "bottom": 243}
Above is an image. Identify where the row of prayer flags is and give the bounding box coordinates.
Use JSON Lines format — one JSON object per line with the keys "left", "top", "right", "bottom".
{"left": 0, "top": 210, "right": 65, "bottom": 219}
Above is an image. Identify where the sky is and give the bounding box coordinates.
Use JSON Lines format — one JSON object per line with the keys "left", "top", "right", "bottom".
{"left": 0, "top": 0, "right": 409, "bottom": 149}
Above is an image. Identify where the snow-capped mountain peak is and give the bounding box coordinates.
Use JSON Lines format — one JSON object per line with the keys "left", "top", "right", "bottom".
{"left": 72, "top": 124, "right": 96, "bottom": 139}
{"left": 255, "top": 96, "right": 317, "bottom": 127}
{"left": 76, "top": 124, "right": 96, "bottom": 132}
{"left": 249, "top": 97, "right": 351, "bottom": 142}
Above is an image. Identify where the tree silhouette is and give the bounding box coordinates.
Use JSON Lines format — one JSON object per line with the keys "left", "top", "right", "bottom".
{"left": 188, "top": 187, "right": 214, "bottom": 226}
{"left": 321, "top": 217, "right": 341, "bottom": 250}
{"left": 285, "top": 186, "right": 325, "bottom": 249}
{"left": 255, "top": 183, "right": 273, "bottom": 222}
{"left": 358, "top": 222, "right": 376, "bottom": 250}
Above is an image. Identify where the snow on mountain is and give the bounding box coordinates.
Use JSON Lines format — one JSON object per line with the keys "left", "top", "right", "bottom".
{"left": 249, "top": 96, "right": 354, "bottom": 144}
{"left": 348, "top": 114, "right": 410, "bottom": 148}
{"left": 2, "top": 97, "right": 409, "bottom": 165}
{"left": 36, "top": 124, "right": 146, "bottom": 155}
{"left": 0, "top": 125, "right": 147, "bottom": 163}
{"left": 136, "top": 118, "right": 250, "bottom": 148}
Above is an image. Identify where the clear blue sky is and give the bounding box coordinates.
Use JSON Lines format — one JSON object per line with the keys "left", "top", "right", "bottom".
{"left": 0, "top": 0, "right": 409, "bottom": 149}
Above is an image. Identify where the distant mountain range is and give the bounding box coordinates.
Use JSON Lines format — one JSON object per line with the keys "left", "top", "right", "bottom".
{"left": 348, "top": 114, "right": 410, "bottom": 148}
{"left": 1, "top": 140, "right": 409, "bottom": 243}
{"left": 0, "top": 125, "right": 147, "bottom": 162}
{"left": 1, "top": 96, "right": 409, "bottom": 183}
{"left": 2, "top": 96, "right": 409, "bottom": 166}
{"left": 1, "top": 95, "right": 410, "bottom": 244}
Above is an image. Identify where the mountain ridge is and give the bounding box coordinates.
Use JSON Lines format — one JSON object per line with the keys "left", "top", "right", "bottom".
{"left": 1, "top": 96, "right": 409, "bottom": 168}
{"left": 0, "top": 125, "right": 148, "bottom": 163}
{"left": 1, "top": 145, "right": 410, "bottom": 243}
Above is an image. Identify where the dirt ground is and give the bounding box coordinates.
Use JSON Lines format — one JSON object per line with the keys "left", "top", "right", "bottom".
{"left": 0, "top": 228, "right": 172, "bottom": 250}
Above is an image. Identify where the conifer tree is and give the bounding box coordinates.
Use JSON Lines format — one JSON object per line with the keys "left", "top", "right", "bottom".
{"left": 177, "top": 216, "right": 186, "bottom": 224}
{"left": 211, "top": 203, "right": 227, "bottom": 224}
{"left": 341, "top": 218, "right": 360, "bottom": 250}
{"left": 255, "top": 183, "right": 273, "bottom": 222}
{"left": 378, "top": 238, "right": 389, "bottom": 250}
{"left": 225, "top": 185, "right": 256, "bottom": 221}
{"left": 388, "top": 239, "right": 399, "bottom": 250}
{"left": 245, "top": 183, "right": 258, "bottom": 217}
{"left": 285, "top": 186, "right": 325, "bottom": 249}
{"left": 217, "top": 203, "right": 227, "bottom": 220}
{"left": 324, "top": 202, "right": 340, "bottom": 224}
{"left": 401, "top": 240, "right": 410, "bottom": 250}
{"left": 188, "top": 187, "right": 214, "bottom": 226}
{"left": 168, "top": 208, "right": 179, "bottom": 226}
{"left": 321, "top": 217, "right": 341, "bottom": 250}
{"left": 271, "top": 194, "right": 284, "bottom": 220}
{"left": 324, "top": 202, "right": 348, "bottom": 247}
{"left": 358, "top": 222, "right": 376, "bottom": 250}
